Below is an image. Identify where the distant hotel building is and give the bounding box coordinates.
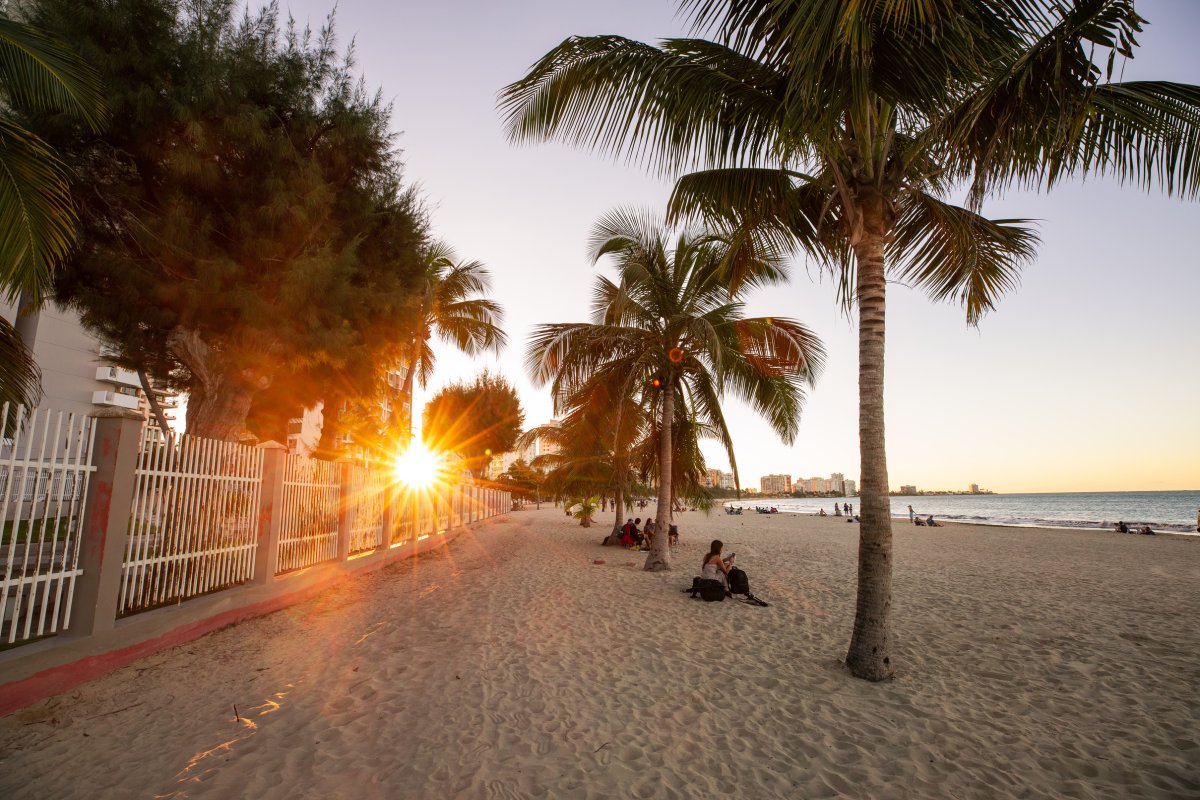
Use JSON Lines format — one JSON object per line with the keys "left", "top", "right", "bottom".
{"left": 760, "top": 474, "right": 792, "bottom": 494}
{"left": 487, "top": 419, "right": 562, "bottom": 478}
{"left": 719, "top": 471, "right": 735, "bottom": 490}
{"left": 899, "top": 484, "right": 918, "bottom": 495}
{"left": 795, "top": 474, "right": 858, "bottom": 496}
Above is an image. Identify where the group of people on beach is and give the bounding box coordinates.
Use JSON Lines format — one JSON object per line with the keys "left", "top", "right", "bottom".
{"left": 618, "top": 517, "right": 678, "bottom": 549}
{"left": 907, "top": 505, "right": 941, "bottom": 527}
{"left": 1115, "top": 521, "right": 1156, "bottom": 535}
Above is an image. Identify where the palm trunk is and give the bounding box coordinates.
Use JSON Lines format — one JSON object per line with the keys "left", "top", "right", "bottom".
{"left": 644, "top": 382, "right": 673, "bottom": 571}
{"left": 845, "top": 213, "right": 895, "bottom": 681}
{"left": 612, "top": 486, "right": 625, "bottom": 537}
{"left": 399, "top": 354, "right": 418, "bottom": 444}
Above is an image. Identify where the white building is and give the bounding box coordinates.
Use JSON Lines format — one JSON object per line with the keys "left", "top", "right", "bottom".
{"left": 719, "top": 472, "right": 735, "bottom": 490}
{"left": 1, "top": 298, "right": 179, "bottom": 437}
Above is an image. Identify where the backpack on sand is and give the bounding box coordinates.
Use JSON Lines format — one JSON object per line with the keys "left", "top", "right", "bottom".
{"left": 727, "top": 567, "right": 749, "bottom": 595}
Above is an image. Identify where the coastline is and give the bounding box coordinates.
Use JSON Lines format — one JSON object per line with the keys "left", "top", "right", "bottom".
{"left": 2, "top": 507, "right": 1196, "bottom": 799}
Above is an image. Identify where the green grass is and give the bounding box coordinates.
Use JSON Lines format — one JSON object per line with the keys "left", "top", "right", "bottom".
{"left": 1, "top": 517, "right": 76, "bottom": 545}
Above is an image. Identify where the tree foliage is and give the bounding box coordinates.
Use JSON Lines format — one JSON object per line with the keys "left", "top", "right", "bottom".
{"left": 527, "top": 210, "right": 824, "bottom": 570}
{"left": 26, "top": 0, "right": 426, "bottom": 440}
{"left": 422, "top": 370, "right": 524, "bottom": 475}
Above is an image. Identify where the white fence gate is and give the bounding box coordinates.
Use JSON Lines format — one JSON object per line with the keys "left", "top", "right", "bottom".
{"left": 0, "top": 404, "right": 96, "bottom": 644}
{"left": 277, "top": 454, "right": 340, "bottom": 573}
{"left": 121, "top": 433, "right": 264, "bottom": 614}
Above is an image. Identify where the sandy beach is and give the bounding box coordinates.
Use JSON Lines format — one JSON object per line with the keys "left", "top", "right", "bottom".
{"left": 1, "top": 507, "right": 1197, "bottom": 799}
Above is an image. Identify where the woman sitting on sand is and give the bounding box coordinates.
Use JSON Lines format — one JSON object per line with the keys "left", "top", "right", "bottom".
{"left": 702, "top": 540, "right": 734, "bottom": 590}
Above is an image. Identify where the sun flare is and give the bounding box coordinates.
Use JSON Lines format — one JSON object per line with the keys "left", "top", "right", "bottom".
{"left": 393, "top": 443, "right": 442, "bottom": 490}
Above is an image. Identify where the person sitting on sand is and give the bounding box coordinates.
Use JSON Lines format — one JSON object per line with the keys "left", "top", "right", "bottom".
{"left": 1138, "top": 525, "right": 1155, "bottom": 535}
{"left": 914, "top": 516, "right": 927, "bottom": 526}
{"left": 702, "top": 539, "right": 734, "bottom": 591}
{"left": 819, "top": 508, "right": 827, "bottom": 516}
{"left": 669, "top": 523, "right": 679, "bottom": 546}
{"left": 927, "top": 515, "right": 941, "bottom": 527}
{"left": 1116, "top": 521, "right": 1130, "bottom": 534}
{"left": 620, "top": 518, "right": 636, "bottom": 546}
{"left": 834, "top": 504, "right": 842, "bottom": 516}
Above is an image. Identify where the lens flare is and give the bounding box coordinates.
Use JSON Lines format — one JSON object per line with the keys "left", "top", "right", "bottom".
{"left": 393, "top": 443, "right": 442, "bottom": 489}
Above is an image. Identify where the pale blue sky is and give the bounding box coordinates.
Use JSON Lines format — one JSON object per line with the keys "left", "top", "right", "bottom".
{"left": 283, "top": 0, "right": 1199, "bottom": 493}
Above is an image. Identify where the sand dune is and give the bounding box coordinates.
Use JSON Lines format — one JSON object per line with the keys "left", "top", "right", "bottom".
{"left": 1, "top": 507, "right": 1196, "bottom": 799}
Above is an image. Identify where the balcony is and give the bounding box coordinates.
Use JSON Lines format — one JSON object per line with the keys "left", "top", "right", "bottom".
{"left": 92, "top": 390, "right": 141, "bottom": 411}
{"left": 95, "top": 366, "right": 141, "bottom": 389}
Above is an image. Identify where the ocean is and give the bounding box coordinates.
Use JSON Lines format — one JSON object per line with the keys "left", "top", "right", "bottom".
{"left": 725, "top": 490, "right": 1200, "bottom": 534}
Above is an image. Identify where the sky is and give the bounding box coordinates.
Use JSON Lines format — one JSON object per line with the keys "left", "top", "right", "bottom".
{"left": 281, "top": 0, "right": 1199, "bottom": 494}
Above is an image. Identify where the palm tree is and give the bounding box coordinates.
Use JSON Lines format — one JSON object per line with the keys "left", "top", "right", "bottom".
{"left": 527, "top": 209, "right": 824, "bottom": 571}
{"left": 0, "top": 15, "right": 106, "bottom": 407}
{"left": 397, "top": 241, "right": 507, "bottom": 442}
{"left": 500, "top": 0, "right": 1199, "bottom": 680}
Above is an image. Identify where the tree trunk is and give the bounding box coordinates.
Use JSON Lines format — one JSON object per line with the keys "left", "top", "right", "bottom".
{"left": 399, "top": 353, "right": 418, "bottom": 444}
{"left": 137, "top": 368, "right": 173, "bottom": 442}
{"left": 612, "top": 486, "right": 625, "bottom": 537}
{"left": 644, "top": 382, "right": 674, "bottom": 571}
{"left": 845, "top": 207, "right": 895, "bottom": 681}
{"left": 169, "top": 327, "right": 263, "bottom": 443}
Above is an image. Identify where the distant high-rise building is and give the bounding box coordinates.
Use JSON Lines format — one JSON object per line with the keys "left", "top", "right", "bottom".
{"left": 844, "top": 479, "right": 857, "bottom": 496}
{"left": 899, "top": 484, "right": 918, "bottom": 495}
{"left": 804, "top": 476, "right": 828, "bottom": 494}
{"left": 706, "top": 468, "right": 722, "bottom": 489}
{"left": 719, "top": 471, "right": 735, "bottom": 490}
{"left": 969, "top": 482, "right": 980, "bottom": 493}
{"left": 760, "top": 474, "right": 792, "bottom": 494}
{"left": 829, "top": 472, "right": 845, "bottom": 495}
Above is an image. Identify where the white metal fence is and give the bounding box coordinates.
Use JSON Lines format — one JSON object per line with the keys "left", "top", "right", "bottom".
{"left": 277, "top": 454, "right": 340, "bottom": 573}
{"left": 0, "top": 404, "right": 96, "bottom": 645}
{"left": 121, "top": 434, "right": 263, "bottom": 614}
{"left": 347, "top": 463, "right": 387, "bottom": 554}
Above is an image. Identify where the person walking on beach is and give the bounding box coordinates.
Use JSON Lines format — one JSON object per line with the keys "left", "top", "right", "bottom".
{"left": 908, "top": 504, "right": 915, "bottom": 523}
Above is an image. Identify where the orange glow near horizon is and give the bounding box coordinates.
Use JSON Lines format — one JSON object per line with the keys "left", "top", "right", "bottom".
{"left": 393, "top": 442, "right": 444, "bottom": 490}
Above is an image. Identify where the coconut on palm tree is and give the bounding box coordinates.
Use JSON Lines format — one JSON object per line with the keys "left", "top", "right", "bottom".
{"left": 527, "top": 209, "right": 824, "bottom": 571}
{"left": 501, "top": 0, "right": 1199, "bottom": 679}
{"left": 397, "top": 241, "right": 507, "bottom": 441}
{"left": 0, "top": 15, "right": 106, "bottom": 407}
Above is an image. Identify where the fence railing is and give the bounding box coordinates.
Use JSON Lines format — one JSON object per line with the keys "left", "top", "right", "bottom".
{"left": 0, "top": 405, "right": 512, "bottom": 649}
{"left": 347, "top": 463, "right": 387, "bottom": 554}
{"left": 0, "top": 404, "right": 96, "bottom": 645}
{"left": 277, "top": 454, "right": 340, "bottom": 574}
{"left": 120, "top": 435, "right": 263, "bottom": 614}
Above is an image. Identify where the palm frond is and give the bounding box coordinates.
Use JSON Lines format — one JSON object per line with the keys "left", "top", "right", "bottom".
{"left": 0, "top": 315, "right": 41, "bottom": 408}
{"left": 499, "top": 34, "right": 785, "bottom": 177}
{"left": 890, "top": 192, "right": 1039, "bottom": 325}
{"left": 0, "top": 117, "right": 77, "bottom": 303}
{"left": 0, "top": 17, "right": 107, "bottom": 131}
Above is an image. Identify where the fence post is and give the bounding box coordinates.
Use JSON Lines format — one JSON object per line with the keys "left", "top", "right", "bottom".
{"left": 336, "top": 458, "right": 355, "bottom": 561}
{"left": 253, "top": 441, "right": 287, "bottom": 584}
{"left": 71, "top": 408, "right": 144, "bottom": 637}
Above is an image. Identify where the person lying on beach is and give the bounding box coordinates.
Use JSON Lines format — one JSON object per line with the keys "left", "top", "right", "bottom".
{"left": 1138, "top": 525, "right": 1155, "bottom": 535}
{"left": 702, "top": 540, "right": 734, "bottom": 590}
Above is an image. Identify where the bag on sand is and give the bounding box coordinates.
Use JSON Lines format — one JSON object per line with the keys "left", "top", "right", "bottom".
{"left": 727, "top": 567, "right": 749, "bottom": 595}
{"left": 684, "top": 577, "right": 726, "bottom": 602}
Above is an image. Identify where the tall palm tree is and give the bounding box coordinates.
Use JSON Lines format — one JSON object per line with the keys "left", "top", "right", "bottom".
{"left": 397, "top": 241, "right": 507, "bottom": 441}
{"left": 0, "top": 15, "right": 106, "bottom": 407}
{"left": 527, "top": 209, "right": 824, "bottom": 571}
{"left": 500, "top": 0, "right": 1199, "bottom": 680}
